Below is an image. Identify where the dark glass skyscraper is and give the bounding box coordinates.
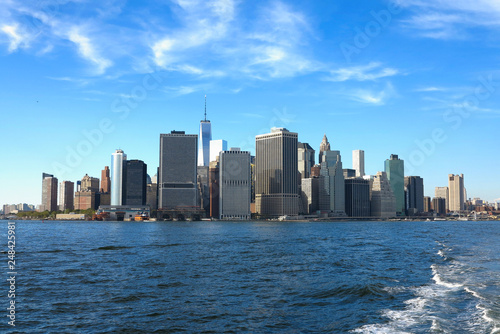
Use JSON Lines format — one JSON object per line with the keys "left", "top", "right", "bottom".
{"left": 42, "top": 173, "right": 58, "bottom": 212}
{"left": 123, "top": 160, "right": 147, "bottom": 205}
{"left": 159, "top": 131, "right": 198, "bottom": 209}
{"left": 385, "top": 154, "right": 405, "bottom": 216}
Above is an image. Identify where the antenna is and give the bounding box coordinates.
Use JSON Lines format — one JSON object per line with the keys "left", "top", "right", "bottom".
{"left": 204, "top": 94, "right": 207, "bottom": 121}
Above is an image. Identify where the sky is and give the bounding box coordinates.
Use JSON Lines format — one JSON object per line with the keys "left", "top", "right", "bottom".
{"left": 1, "top": 0, "right": 500, "bottom": 207}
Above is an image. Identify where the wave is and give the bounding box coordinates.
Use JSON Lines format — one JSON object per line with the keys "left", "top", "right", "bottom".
{"left": 92, "top": 245, "right": 133, "bottom": 251}
{"left": 431, "top": 264, "right": 463, "bottom": 289}
{"left": 304, "top": 283, "right": 390, "bottom": 299}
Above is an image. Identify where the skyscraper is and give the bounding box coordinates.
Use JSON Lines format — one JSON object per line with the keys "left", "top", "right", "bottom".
{"left": 435, "top": 186, "right": 449, "bottom": 211}
{"left": 219, "top": 148, "right": 251, "bottom": 220}
{"left": 385, "top": 154, "right": 405, "bottom": 216}
{"left": 59, "top": 180, "right": 74, "bottom": 211}
{"left": 404, "top": 176, "right": 424, "bottom": 215}
{"left": 198, "top": 95, "right": 212, "bottom": 166}
{"left": 352, "top": 150, "right": 365, "bottom": 177}
{"left": 209, "top": 139, "right": 227, "bottom": 163}
{"left": 209, "top": 160, "right": 220, "bottom": 218}
{"left": 255, "top": 128, "right": 299, "bottom": 217}
{"left": 111, "top": 149, "right": 126, "bottom": 206}
{"left": 159, "top": 131, "right": 198, "bottom": 209}
{"left": 319, "top": 149, "right": 345, "bottom": 215}
{"left": 344, "top": 178, "right": 370, "bottom": 217}
{"left": 81, "top": 174, "right": 99, "bottom": 192}
{"left": 448, "top": 174, "right": 465, "bottom": 212}
{"left": 319, "top": 134, "right": 330, "bottom": 162}
{"left": 101, "top": 166, "right": 110, "bottom": 193}
{"left": 370, "top": 171, "right": 396, "bottom": 218}
{"left": 123, "top": 160, "right": 147, "bottom": 205}
{"left": 298, "top": 142, "right": 315, "bottom": 179}
{"left": 42, "top": 173, "right": 58, "bottom": 212}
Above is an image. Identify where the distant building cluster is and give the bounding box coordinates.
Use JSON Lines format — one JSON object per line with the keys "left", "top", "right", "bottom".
{"left": 3, "top": 104, "right": 499, "bottom": 220}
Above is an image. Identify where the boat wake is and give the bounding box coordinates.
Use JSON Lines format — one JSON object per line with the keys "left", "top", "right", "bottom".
{"left": 352, "top": 242, "right": 500, "bottom": 333}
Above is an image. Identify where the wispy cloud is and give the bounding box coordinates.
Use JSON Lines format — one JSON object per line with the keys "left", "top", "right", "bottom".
{"left": 0, "top": 24, "right": 29, "bottom": 52}
{"left": 415, "top": 86, "right": 447, "bottom": 92}
{"left": 347, "top": 82, "right": 397, "bottom": 105}
{"left": 395, "top": 0, "right": 500, "bottom": 39}
{"left": 67, "top": 28, "right": 112, "bottom": 75}
{"left": 326, "top": 62, "right": 399, "bottom": 82}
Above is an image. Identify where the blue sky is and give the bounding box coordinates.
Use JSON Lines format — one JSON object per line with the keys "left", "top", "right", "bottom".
{"left": 1, "top": 0, "right": 500, "bottom": 206}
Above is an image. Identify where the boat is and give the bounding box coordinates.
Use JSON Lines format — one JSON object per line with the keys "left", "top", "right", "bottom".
{"left": 134, "top": 212, "right": 149, "bottom": 221}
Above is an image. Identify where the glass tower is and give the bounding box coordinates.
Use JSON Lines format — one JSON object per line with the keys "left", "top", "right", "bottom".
{"left": 111, "top": 149, "right": 126, "bottom": 206}
{"left": 198, "top": 95, "right": 212, "bottom": 166}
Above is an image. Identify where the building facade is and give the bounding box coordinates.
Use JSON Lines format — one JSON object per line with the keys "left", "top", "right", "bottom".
{"left": 319, "top": 149, "right": 345, "bottom": 215}
{"left": 385, "top": 154, "right": 405, "bottom": 216}
{"left": 423, "top": 196, "right": 432, "bottom": 213}
{"left": 255, "top": 128, "right": 299, "bottom": 217}
{"left": 123, "top": 160, "right": 147, "bottom": 205}
{"left": 209, "top": 161, "right": 220, "bottom": 218}
{"left": 59, "top": 181, "right": 74, "bottom": 211}
{"left": 370, "top": 171, "right": 396, "bottom": 218}
{"left": 111, "top": 149, "right": 126, "bottom": 206}
{"left": 352, "top": 150, "right": 365, "bottom": 177}
{"left": 219, "top": 149, "right": 251, "bottom": 220}
{"left": 448, "top": 174, "right": 465, "bottom": 212}
{"left": 159, "top": 131, "right": 198, "bottom": 209}
{"left": 209, "top": 139, "right": 227, "bottom": 163}
{"left": 435, "top": 186, "right": 449, "bottom": 211}
{"left": 405, "top": 176, "right": 424, "bottom": 215}
{"left": 298, "top": 142, "right": 315, "bottom": 179}
{"left": 301, "top": 177, "right": 320, "bottom": 215}
{"left": 81, "top": 174, "right": 99, "bottom": 192}
{"left": 42, "top": 173, "right": 58, "bottom": 212}
{"left": 198, "top": 117, "right": 212, "bottom": 167}
{"left": 101, "top": 166, "right": 111, "bottom": 193}
{"left": 345, "top": 178, "right": 370, "bottom": 217}
{"left": 432, "top": 197, "right": 446, "bottom": 216}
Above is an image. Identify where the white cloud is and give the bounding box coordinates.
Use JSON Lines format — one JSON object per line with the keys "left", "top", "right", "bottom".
{"left": 395, "top": 0, "right": 500, "bottom": 39}
{"left": 67, "top": 28, "right": 112, "bottom": 75}
{"left": 326, "top": 62, "right": 399, "bottom": 82}
{"left": 347, "top": 83, "right": 396, "bottom": 105}
{"left": 415, "top": 86, "right": 447, "bottom": 92}
{"left": 0, "top": 24, "right": 29, "bottom": 52}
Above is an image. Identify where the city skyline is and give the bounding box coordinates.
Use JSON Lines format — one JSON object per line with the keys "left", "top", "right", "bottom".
{"left": 1, "top": 0, "right": 500, "bottom": 206}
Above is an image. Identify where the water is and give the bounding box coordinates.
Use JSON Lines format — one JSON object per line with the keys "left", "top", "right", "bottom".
{"left": 1, "top": 220, "right": 499, "bottom": 333}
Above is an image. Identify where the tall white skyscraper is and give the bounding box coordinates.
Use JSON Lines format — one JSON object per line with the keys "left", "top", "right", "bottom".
{"left": 111, "top": 149, "right": 126, "bottom": 206}
{"left": 352, "top": 150, "right": 365, "bottom": 177}
{"left": 198, "top": 95, "right": 212, "bottom": 166}
{"left": 209, "top": 139, "right": 227, "bottom": 163}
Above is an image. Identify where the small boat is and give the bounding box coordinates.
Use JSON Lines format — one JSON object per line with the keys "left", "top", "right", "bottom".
{"left": 134, "top": 212, "right": 149, "bottom": 221}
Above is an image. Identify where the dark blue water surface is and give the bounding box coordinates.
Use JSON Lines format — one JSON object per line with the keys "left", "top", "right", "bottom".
{"left": 1, "top": 220, "right": 500, "bottom": 333}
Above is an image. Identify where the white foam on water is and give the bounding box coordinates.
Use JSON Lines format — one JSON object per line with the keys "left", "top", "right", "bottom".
{"left": 431, "top": 264, "right": 463, "bottom": 289}
{"left": 351, "top": 295, "right": 428, "bottom": 333}
{"left": 464, "top": 287, "right": 483, "bottom": 300}
{"left": 437, "top": 249, "right": 446, "bottom": 259}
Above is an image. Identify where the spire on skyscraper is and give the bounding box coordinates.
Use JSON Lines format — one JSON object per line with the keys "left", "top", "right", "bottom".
{"left": 204, "top": 94, "right": 207, "bottom": 122}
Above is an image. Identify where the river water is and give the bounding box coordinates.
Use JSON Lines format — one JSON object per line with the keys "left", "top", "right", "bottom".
{"left": 1, "top": 220, "right": 499, "bottom": 333}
